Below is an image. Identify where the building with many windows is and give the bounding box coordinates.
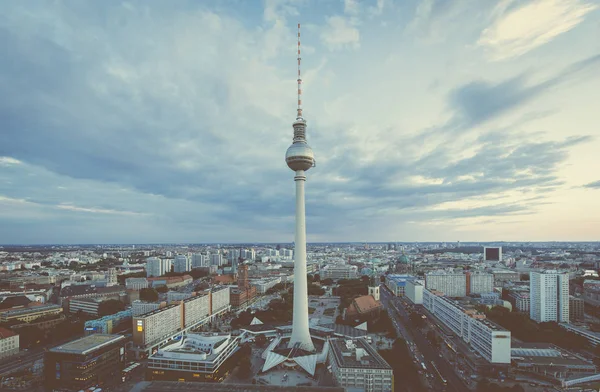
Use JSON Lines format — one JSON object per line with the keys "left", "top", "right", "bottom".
{"left": 126, "top": 277, "right": 149, "bottom": 291}
{"left": 147, "top": 333, "right": 242, "bottom": 382}
{"left": 385, "top": 274, "right": 414, "bottom": 297}
{"left": 44, "top": 334, "right": 126, "bottom": 391}
{"left": 174, "top": 255, "right": 191, "bottom": 273}
{"left": 328, "top": 338, "right": 393, "bottom": 392}
{"left": 84, "top": 309, "right": 132, "bottom": 335}
{"left": 320, "top": 264, "right": 358, "bottom": 280}
{"left": 467, "top": 272, "right": 494, "bottom": 295}
{"left": 530, "top": 270, "right": 569, "bottom": 323}
{"left": 569, "top": 295, "right": 584, "bottom": 322}
{"left": 0, "top": 327, "right": 19, "bottom": 360}
{"left": 425, "top": 272, "right": 467, "bottom": 297}
{"left": 0, "top": 303, "right": 63, "bottom": 323}
{"left": 423, "top": 289, "right": 511, "bottom": 364}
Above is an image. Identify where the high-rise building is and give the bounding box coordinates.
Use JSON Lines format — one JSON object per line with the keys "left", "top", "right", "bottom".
{"left": 467, "top": 272, "right": 494, "bottom": 295}
{"left": 483, "top": 246, "right": 503, "bottom": 261}
{"left": 106, "top": 267, "right": 117, "bottom": 286}
{"left": 210, "top": 253, "right": 223, "bottom": 267}
{"left": 173, "top": 255, "right": 191, "bottom": 273}
{"left": 569, "top": 295, "right": 584, "bottom": 322}
{"left": 146, "top": 257, "right": 162, "bottom": 278}
{"left": 191, "top": 253, "right": 207, "bottom": 268}
{"left": 530, "top": 270, "right": 569, "bottom": 323}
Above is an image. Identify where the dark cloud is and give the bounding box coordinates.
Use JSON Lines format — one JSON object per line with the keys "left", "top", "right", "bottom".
{"left": 449, "top": 54, "right": 600, "bottom": 126}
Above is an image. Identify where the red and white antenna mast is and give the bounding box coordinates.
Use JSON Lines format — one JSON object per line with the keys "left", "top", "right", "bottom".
{"left": 297, "top": 23, "right": 303, "bottom": 119}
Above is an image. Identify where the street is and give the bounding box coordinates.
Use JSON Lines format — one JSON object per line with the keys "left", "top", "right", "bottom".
{"left": 380, "top": 287, "right": 469, "bottom": 392}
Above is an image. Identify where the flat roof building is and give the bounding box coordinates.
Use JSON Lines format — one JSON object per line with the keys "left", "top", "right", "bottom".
{"left": 44, "top": 334, "right": 127, "bottom": 391}
{"left": 328, "top": 338, "right": 393, "bottom": 392}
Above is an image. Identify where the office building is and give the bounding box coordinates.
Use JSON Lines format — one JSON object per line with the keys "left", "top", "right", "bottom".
{"left": 570, "top": 295, "right": 584, "bottom": 322}
{"left": 147, "top": 332, "right": 242, "bottom": 382}
{"left": 467, "top": 272, "right": 494, "bottom": 295}
{"left": 328, "top": 338, "right": 393, "bottom": 392}
{"left": 320, "top": 264, "right": 358, "bottom": 280}
{"left": 84, "top": 309, "right": 132, "bottom": 335}
{"left": 0, "top": 327, "right": 19, "bottom": 360}
{"left": 0, "top": 303, "right": 63, "bottom": 323}
{"left": 423, "top": 289, "right": 511, "bottom": 363}
{"left": 44, "top": 334, "right": 126, "bottom": 391}
{"left": 174, "top": 255, "right": 191, "bottom": 273}
{"left": 508, "top": 292, "right": 531, "bottom": 313}
{"left": 69, "top": 297, "right": 113, "bottom": 316}
{"left": 530, "top": 270, "right": 569, "bottom": 323}
{"left": 425, "top": 272, "right": 467, "bottom": 297}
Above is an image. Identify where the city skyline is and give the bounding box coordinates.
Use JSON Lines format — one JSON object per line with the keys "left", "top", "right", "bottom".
{"left": 1, "top": 0, "right": 600, "bottom": 244}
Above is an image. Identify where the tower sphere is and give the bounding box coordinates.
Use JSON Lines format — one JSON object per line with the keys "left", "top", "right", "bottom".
{"left": 286, "top": 142, "right": 314, "bottom": 171}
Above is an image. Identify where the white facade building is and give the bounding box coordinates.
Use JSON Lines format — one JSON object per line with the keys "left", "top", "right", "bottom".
{"left": 125, "top": 278, "right": 149, "bottom": 291}
{"left": 425, "top": 272, "right": 467, "bottom": 297}
{"left": 210, "top": 253, "right": 223, "bottom": 267}
{"left": 530, "top": 270, "right": 570, "bottom": 323}
{"left": 423, "top": 289, "right": 511, "bottom": 364}
{"left": 173, "top": 255, "right": 191, "bottom": 273}
{"left": 0, "top": 328, "right": 19, "bottom": 360}
{"left": 131, "top": 300, "right": 161, "bottom": 316}
{"left": 468, "top": 272, "right": 494, "bottom": 295}
{"left": 328, "top": 338, "right": 393, "bottom": 392}
{"left": 191, "top": 254, "right": 208, "bottom": 268}
{"left": 146, "top": 257, "right": 172, "bottom": 278}
{"left": 406, "top": 279, "right": 424, "bottom": 305}
{"left": 320, "top": 263, "right": 358, "bottom": 280}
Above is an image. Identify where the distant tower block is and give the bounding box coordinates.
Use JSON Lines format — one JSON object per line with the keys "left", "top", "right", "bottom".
{"left": 285, "top": 23, "right": 315, "bottom": 352}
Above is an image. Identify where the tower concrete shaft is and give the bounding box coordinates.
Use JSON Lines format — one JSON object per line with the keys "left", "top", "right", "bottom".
{"left": 288, "top": 169, "right": 315, "bottom": 351}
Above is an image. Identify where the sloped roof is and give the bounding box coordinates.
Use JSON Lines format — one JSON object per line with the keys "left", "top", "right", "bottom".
{"left": 0, "top": 327, "right": 17, "bottom": 339}
{"left": 352, "top": 295, "right": 382, "bottom": 314}
{"left": 0, "top": 295, "right": 32, "bottom": 309}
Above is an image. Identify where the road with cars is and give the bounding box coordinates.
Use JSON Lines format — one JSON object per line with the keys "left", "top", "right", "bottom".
{"left": 380, "top": 287, "right": 469, "bottom": 392}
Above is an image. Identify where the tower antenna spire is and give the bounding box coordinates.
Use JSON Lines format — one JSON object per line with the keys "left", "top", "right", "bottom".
{"left": 297, "top": 23, "right": 302, "bottom": 119}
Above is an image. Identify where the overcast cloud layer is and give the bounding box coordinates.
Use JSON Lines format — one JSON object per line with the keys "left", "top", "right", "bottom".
{"left": 1, "top": 0, "right": 599, "bottom": 244}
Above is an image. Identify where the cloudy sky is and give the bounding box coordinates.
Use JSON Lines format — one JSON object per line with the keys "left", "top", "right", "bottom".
{"left": 1, "top": 0, "right": 599, "bottom": 244}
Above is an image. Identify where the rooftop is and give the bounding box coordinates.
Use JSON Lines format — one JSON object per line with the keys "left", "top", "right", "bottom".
{"left": 329, "top": 338, "right": 391, "bottom": 370}
{"left": 0, "top": 303, "right": 61, "bottom": 316}
{"left": 50, "top": 333, "right": 125, "bottom": 355}
{"left": 0, "top": 327, "right": 17, "bottom": 339}
{"left": 129, "top": 381, "right": 345, "bottom": 392}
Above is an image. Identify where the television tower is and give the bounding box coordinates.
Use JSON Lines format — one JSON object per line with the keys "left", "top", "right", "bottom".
{"left": 286, "top": 23, "right": 315, "bottom": 352}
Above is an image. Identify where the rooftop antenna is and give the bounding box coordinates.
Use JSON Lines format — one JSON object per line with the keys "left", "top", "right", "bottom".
{"left": 297, "top": 23, "right": 302, "bottom": 119}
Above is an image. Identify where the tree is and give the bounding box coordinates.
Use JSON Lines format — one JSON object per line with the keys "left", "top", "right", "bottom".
{"left": 155, "top": 285, "right": 169, "bottom": 293}
{"left": 139, "top": 288, "right": 159, "bottom": 302}
{"left": 255, "top": 334, "right": 267, "bottom": 347}
{"left": 98, "top": 299, "right": 125, "bottom": 317}
{"left": 520, "top": 273, "right": 530, "bottom": 281}
{"left": 321, "top": 278, "right": 334, "bottom": 286}
{"left": 313, "top": 274, "right": 320, "bottom": 282}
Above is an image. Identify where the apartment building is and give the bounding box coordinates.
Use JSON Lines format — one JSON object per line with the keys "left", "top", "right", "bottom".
{"left": 423, "top": 289, "right": 511, "bottom": 364}
{"left": 425, "top": 272, "right": 467, "bottom": 297}
{"left": 133, "top": 303, "right": 183, "bottom": 348}
{"left": 569, "top": 296, "right": 584, "bottom": 322}
{"left": 467, "top": 272, "right": 494, "bottom": 295}
{"left": 530, "top": 270, "right": 569, "bottom": 323}
{"left": 0, "top": 327, "right": 19, "bottom": 360}
{"left": 132, "top": 300, "right": 162, "bottom": 316}
{"left": 328, "top": 338, "right": 393, "bottom": 392}
{"left": 183, "top": 294, "right": 210, "bottom": 328}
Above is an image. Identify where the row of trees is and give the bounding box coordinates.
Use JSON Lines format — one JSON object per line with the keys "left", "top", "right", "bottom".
{"left": 485, "top": 306, "right": 588, "bottom": 350}
{"left": 379, "top": 338, "right": 426, "bottom": 392}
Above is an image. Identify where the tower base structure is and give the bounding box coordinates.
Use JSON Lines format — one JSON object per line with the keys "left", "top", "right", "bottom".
{"left": 261, "top": 332, "right": 329, "bottom": 377}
